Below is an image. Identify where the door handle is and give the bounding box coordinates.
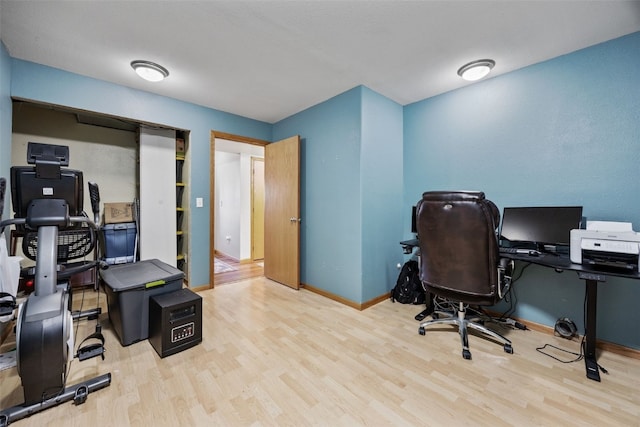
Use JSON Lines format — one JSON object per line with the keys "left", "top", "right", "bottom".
{"left": 289, "top": 217, "right": 301, "bottom": 223}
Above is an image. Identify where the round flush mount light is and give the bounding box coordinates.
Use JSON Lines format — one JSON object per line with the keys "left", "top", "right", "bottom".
{"left": 130, "top": 60, "right": 169, "bottom": 82}
{"left": 457, "top": 59, "right": 495, "bottom": 81}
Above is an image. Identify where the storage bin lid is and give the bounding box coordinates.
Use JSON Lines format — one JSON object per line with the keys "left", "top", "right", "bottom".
{"left": 103, "top": 222, "right": 136, "bottom": 230}
{"left": 100, "top": 258, "right": 183, "bottom": 292}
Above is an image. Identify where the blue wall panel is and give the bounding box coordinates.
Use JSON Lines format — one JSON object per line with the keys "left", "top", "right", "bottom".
{"left": 360, "top": 87, "right": 404, "bottom": 302}
{"left": 273, "top": 88, "right": 363, "bottom": 302}
{"left": 0, "top": 42, "right": 11, "bottom": 339}
{"left": 0, "top": 42, "right": 11, "bottom": 201}
{"left": 273, "top": 86, "right": 403, "bottom": 304}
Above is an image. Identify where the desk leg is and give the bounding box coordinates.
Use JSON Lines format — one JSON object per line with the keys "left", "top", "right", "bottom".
{"left": 584, "top": 279, "right": 600, "bottom": 382}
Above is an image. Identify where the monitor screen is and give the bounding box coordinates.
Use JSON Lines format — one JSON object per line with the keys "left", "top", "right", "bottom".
{"left": 10, "top": 166, "right": 84, "bottom": 219}
{"left": 499, "top": 206, "right": 583, "bottom": 249}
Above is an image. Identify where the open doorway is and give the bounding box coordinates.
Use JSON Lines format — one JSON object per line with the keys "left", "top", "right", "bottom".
{"left": 210, "top": 132, "right": 267, "bottom": 286}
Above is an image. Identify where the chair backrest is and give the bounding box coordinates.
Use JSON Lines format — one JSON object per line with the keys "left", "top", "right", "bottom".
{"left": 416, "top": 191, "right": 500, "bottom": 306}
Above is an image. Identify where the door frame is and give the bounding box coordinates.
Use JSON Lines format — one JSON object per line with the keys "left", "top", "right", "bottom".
{"left": 209, "top": 130, "right": 268, "bottom": 288}
{"left": 250, "top": 156, "right": 265, "bottom": 262}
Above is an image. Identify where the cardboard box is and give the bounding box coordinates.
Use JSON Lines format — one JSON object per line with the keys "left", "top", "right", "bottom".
{"left": 176, "top": 138, "right": 185, "bottom": 154}
{"left": 104, "top": 202, "right": 134, "bottom": 224}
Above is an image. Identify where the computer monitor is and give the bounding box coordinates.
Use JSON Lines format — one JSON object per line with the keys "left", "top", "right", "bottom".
{"left": 10, "top": 143, "right": 84, "bottom": 220}
{"left": 499, "top": 206, "right": 583, "bottom": 251}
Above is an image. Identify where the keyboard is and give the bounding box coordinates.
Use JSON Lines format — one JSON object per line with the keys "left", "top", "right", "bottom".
{"left": 499, "top": 247, "right": 542, "bottom": 256}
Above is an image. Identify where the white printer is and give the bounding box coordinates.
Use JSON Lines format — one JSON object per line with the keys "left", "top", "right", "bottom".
{"left": 570, "top": 221, "right": 640, "bottom": 271}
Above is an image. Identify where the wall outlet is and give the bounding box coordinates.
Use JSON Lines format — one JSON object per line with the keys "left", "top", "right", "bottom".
{"left": 196, "top": 197, "right": 203, "bottom": 208}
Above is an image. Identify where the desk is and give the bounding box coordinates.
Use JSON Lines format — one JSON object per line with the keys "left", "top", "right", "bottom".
{"left": 503, "top": 251, "right": 640, "bottom": 382}
{"left": 400, "top": 238, "right": 419, "bottom": 254}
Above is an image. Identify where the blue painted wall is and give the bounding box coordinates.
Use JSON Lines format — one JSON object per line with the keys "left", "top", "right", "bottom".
{"left": 360, "top": 87, "right": 404, "bottom": 302}
{"left": 404, "top": 32, "right": 640, "bottom": 349}
{"left": 8, "top": 59, "right": 272, "bottom": 288}
{"left": 273, "top": 88, "right": 364, "bottom": 302}
{"left": 0, "top": 42, "right": 11, "bottom": 210}
{"left": 0, "top": 42, "right": 12, "bottom": 340}
{"left": 273, "top": 86, "right": 403, "bottom": 304}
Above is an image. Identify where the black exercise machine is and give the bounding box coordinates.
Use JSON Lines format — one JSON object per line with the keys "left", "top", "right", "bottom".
{"left": 0, "top": 142, "right": 111, "bottom": 426}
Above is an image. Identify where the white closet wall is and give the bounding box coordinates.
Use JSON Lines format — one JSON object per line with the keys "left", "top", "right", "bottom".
{"left": 139, "top": 126, "right": 177, "bottom": 266}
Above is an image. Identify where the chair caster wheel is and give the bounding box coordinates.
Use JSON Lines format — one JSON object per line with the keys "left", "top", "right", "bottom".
{"left": 418, "top": 326, "right": 426, "bottom": 335}
{"left": 462, "top": 349, "right": 472, "bottom": 360}
{"left": 504, "top": 343, "right": 513, "bottom": 354}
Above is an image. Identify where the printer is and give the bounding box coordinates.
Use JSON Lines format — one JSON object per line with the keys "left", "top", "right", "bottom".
{"left": 570, "top": 221, "right": 640, "bottom": 271}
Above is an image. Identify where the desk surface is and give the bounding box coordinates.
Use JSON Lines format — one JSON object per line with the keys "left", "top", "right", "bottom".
{"left": 400, "top": 238, "right": 419, "bottom": 247}
{"left": 504, "top": 252, "right": 640, "bottom": 281}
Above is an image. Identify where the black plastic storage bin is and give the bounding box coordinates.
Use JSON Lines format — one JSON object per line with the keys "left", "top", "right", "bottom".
{"left": 100, "top": 259, "right": 183, "bottom": 346}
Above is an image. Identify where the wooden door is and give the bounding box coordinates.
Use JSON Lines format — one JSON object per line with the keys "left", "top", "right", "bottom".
{"left": 251, "top": 157, "right": 265, "bottom": 260}
{"left": 264, "top": 135, "right": 300, "bottom": 289}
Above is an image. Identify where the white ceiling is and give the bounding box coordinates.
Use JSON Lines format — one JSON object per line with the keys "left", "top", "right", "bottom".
{"left": 1, "top": 1, "right": 639, "bottom": 124}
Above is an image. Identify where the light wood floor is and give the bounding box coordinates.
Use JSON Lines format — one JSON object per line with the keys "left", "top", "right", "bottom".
{"left": 1, "top": 277, "right": 639, "bottom": 426}
{"left": 214, "top": 253, "right": 264, "bottom": 286}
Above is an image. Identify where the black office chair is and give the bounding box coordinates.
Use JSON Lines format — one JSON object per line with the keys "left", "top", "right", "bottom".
{"left": 415, "top": 191, "right": 513, "bottom": 360}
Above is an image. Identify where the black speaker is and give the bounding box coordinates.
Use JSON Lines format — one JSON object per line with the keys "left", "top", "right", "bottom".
{"left": 148, "top": 288, "right": 202, "bottom": 358}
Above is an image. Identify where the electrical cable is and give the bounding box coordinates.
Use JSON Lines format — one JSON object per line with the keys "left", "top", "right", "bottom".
{"left": 536, "top": 285, "right": 608, "bottom": 375}
{"left": 428, "top": 259, "right": 532, "bottom": 329}
{"left": 536, "top": 291, "right": 585, "bottom": 363}
{"left": 496, "top": 262, "right": 531, "bottom": 321}
{"left": 536, "top": 342, "right": 583, "bottom": 364}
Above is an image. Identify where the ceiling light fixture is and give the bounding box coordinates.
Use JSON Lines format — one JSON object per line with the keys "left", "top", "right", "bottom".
{"left": 457, "top": 59, "right": 495, "bottom": 81}
{"left": 130, "top": 60, "right": 169, "bottom": 82}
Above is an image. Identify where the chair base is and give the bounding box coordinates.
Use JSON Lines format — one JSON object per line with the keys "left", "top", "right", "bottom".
{"left": 418, "top": 302, "right": 513, "bottom": 359}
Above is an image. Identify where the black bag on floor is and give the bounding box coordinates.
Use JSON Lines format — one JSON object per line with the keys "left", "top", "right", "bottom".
{"left": 391, "top": 260, "right": 426, "bottom": 305}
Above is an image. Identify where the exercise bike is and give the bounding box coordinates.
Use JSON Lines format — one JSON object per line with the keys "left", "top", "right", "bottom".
{"left": 0, "top": 142, "right": 111, "bottom": 426}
